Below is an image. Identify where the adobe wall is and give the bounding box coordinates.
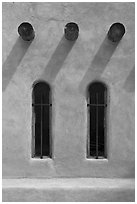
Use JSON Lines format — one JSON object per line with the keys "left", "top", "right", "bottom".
{"left": 2, "top": 2, "right": 135, "bottom": 178}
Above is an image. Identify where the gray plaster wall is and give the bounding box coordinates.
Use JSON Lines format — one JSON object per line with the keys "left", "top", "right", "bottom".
{"left": 2, "top": 178, "right": 135, "bottom": 202}
{"left": 2, "top": 2, "right": 135, "bottom": 178}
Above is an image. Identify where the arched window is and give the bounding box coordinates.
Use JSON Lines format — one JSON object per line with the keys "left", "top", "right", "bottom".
{"left": 87, "top": 81, "right": 107, "bottom": 159}
{"left": 32, "top": 81, "right": 52, "bottom": 159}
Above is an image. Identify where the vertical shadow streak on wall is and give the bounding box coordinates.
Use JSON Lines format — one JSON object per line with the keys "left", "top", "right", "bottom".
{"left": 123, "top": 65, "right": 135, "bottom": 93}
{"left": 79, "top": 36, "right": 119, "bottom": 94}
{"left": 2, "top": 37, "right": 32, "bottom": 92}
{"left": 41, "top": 36, "right": 75, "bottom": 83}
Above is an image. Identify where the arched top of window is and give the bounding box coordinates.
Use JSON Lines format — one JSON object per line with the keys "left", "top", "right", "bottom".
{"left": 33, "top": 81, "right": 51, "bottom": 105}
{"left": 87, "top": 81, "right": 107, "bottom": 93}
{"left": 87, "top": 81, "right": 107, "bottom": 105}
{"left": 33, "top": 81, "right": 50, "bottom": 90}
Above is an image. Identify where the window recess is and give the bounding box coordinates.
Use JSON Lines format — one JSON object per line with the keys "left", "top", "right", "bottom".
{"left": 32, "top": 81, "right": 52, "bottom": 159}
{"left": 87, "top": 82, "right": 107, "bottom": 159}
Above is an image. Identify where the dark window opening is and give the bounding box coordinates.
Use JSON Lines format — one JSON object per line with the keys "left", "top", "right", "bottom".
{"left": 87, "top": 82, "right": 107, "bottom": 159}
{"left": 32, "top": 81, "right": 52, "bottom": 159}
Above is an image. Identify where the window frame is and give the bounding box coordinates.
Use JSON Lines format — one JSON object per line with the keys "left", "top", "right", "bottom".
{"left": 86, "top": 80, "right": 108, "bottom": 159}
{"left": 31, "top": 80, "right": 52, "bottom": 159}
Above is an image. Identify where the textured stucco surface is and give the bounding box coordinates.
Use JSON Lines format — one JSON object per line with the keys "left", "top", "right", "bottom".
{"left": 2, "top": 178, "right": 135, "bottom": 202}
{"left": 2, "top": 2, "right": 135, "bottom": 179}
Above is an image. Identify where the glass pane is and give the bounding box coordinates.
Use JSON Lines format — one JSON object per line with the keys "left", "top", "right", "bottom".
{"left": 35, "top": 105, "right": 41, "bottom": 156}
{"left": 90, "top": 106, "right": 96, "bottom": 156}
{"left": 98, "top": 106, "right": 105, "bottom": 156}
{"left": 42, "top": 106, "right": 50, "bottom": 156}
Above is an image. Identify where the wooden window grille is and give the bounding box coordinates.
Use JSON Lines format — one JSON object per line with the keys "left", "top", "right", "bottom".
{"left": 87, "top": 82, "right": 107, "bottom": 159}
{"left": 32, "top": 81, "right": 52, "bottom": 159}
